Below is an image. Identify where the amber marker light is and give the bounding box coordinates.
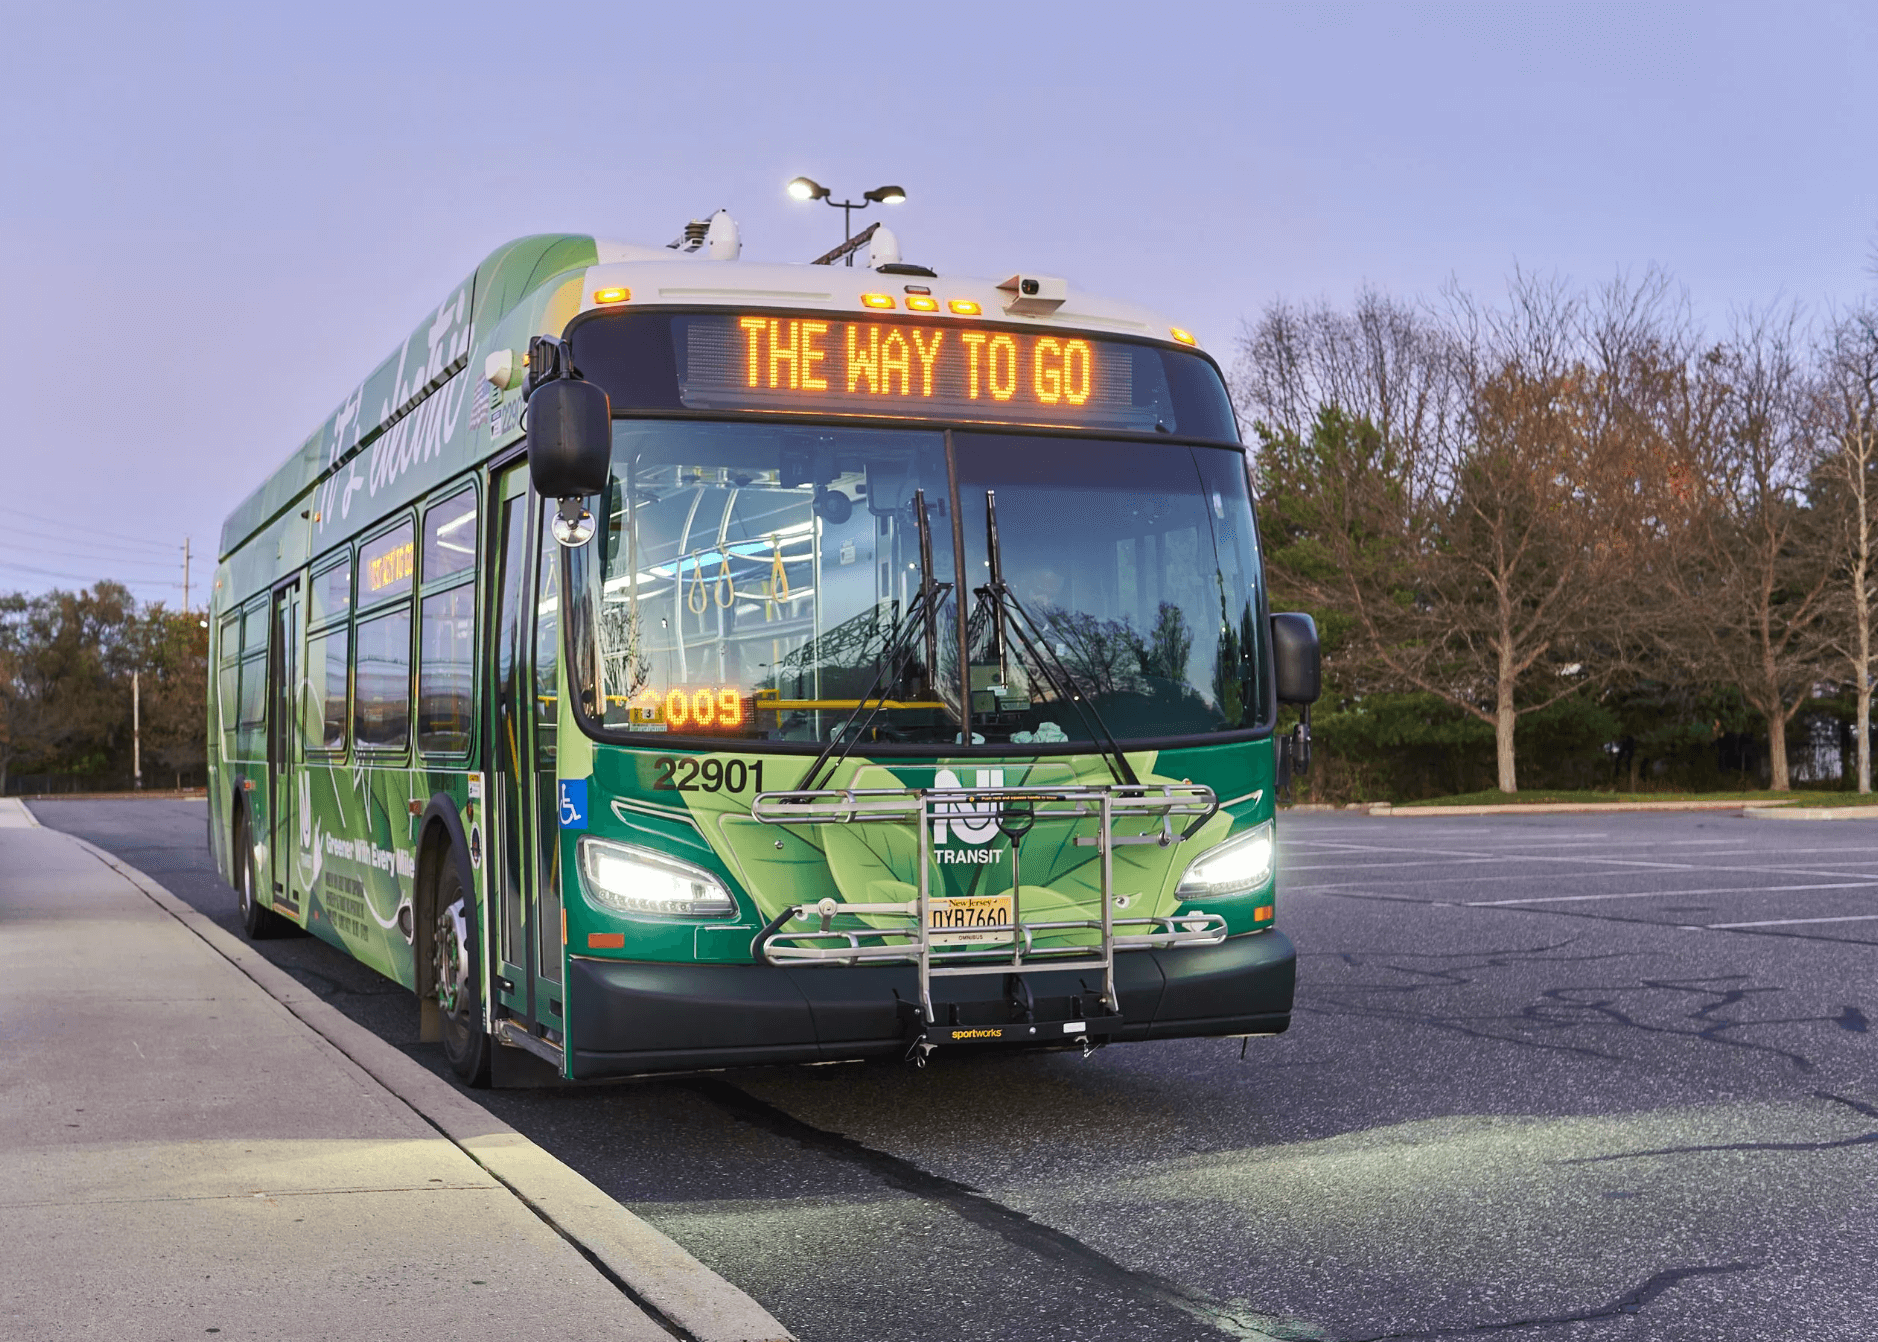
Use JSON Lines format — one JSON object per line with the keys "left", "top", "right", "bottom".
{"left": 861, "top": 293, "right": 896, "bottom": 309}
{"left": 594, "top": 287, "right": 631, "bottom": 305}
{"left": 948, "top": 299, "right": 982, "bottom": 316}
{"left": 906, "top": 294, "right": 939, "bottom": 312}
{"left": 1170, "top": 327, "right": 1198, "bottom": 346}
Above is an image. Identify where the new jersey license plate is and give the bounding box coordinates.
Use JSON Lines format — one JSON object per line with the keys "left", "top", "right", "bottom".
{"left": 929, "top": 894, "right": 1014, "bottom": 946}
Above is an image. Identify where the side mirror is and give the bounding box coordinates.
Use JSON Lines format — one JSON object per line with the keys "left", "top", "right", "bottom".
{"left": 1270, "top": 612, "right": 1321, "bottom": 705}
{"left": 527, "top": 376, "right": 612, "bottom": 502}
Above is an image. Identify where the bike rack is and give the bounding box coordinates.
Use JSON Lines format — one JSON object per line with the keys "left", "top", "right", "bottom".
{"left": 748, "top": 782, "right": 1227, "bottom": 1059}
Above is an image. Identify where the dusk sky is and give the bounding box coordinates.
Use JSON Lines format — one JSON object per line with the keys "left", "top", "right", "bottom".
{"left": 3, "top": 1, "right": 1873, "bottom": 606}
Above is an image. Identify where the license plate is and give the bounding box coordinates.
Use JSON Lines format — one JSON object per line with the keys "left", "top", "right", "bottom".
{"left": 929, "top": 895, "right": 1014, "bottom": 946}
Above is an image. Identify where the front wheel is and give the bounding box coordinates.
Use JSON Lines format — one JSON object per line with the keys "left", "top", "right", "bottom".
{"left": 434, "top": 858, "right": 492, "bottom": 1087}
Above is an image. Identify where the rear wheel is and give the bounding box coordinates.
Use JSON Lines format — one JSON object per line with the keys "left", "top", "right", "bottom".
{"left": 234, "top": 809, "right": 290, "bottom": 940}
{"left": 434, "top": 857, "right": 492, "bottom": 1087}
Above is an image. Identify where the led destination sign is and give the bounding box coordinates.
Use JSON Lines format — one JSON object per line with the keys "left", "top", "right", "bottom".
{"left": 677, "top": 314, "right": 1167, "bottom": 431}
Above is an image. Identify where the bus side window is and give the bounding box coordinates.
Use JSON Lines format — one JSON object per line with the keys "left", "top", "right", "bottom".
{"left": 236, "top": 599, "right": 268, "bottom": 760}
{"left": 306, "top": 628, "right": 349, "bottom": 752}
{"left": 241, "top": 602, "right": 268, "bottom": 656}
{"left": 354, "top": 609, "right": 413, "bottom": 752}
{"left": 311, "top": 553, "right": 353, "bottom": 627}
{"left": 354, "top": 519, "right": 415, "bottom": 754}
{"left": 418, "top": 487, "right": 477, "bottom": 755}
{"left": 217, "top": 613, "right": 241, "bottom": 761}
{"left": 308, "top": 550, "right": 354, "bottom": 755}
{"left": 422, "top": 487, "right": 477, "bottom": 581}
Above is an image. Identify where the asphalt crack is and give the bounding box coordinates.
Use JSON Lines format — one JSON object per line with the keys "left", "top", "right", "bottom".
{"left": 682, "top": 1077, "right": 1325, "bottom": 1341}
{"left": 1560, "top": 1090, "right": 1878, "bottom": 1163}
{"left": 1305, "top": 955, "right": 1844, "bottom": 1074}
{"left": 1339, "top": 1262, "right": 1760, "bottom": 1340}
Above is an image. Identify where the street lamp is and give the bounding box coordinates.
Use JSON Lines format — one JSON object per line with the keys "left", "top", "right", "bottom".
{"left": 786, "top": 177, "right": 907, "bottom": 265}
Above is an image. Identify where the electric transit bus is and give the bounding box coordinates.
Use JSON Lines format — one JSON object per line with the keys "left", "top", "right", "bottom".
{"left": 208, "top": 216, "right": 1321, "bottom": 1085}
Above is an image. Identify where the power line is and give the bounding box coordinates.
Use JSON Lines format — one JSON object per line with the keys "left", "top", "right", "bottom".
{"left": 0, "top": 503, "right": 180, "bottom": 551}
{"left": 0, "top": 524, "right": 181, "bottom": 558}
{"left": 0, "top": 546, "right": 183, "bottom": 574}
{"left": 0, "top": 559, "right": 180, "bottom": 586}
{"left": 0, "top": 536, "right": 179, "bottom": 563}
{"left": 0, "top": 544, "right": 179, "bottom": 570}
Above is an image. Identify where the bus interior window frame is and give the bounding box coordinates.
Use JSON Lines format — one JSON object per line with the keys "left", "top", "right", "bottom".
{"left": 216, "top": 610, "right": 242, "bottom": 762}
{"left": 416, "top": 477, "right": 482, "bottom": 763}
{"left": 306, "top": 544, "right": 355, "bottom": 762}
{"left": 351, "top": 512, "right": 418, "bottom": 760}
{"left": 233, "top": 594, "right": 270, "bottom": 763}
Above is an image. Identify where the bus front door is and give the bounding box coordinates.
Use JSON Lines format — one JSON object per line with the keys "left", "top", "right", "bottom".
{"left": 488, "top": 465, "right": 565, "bottom": 1055}
{"left": 266, "top": 580, "right": 301, "bottom": 921}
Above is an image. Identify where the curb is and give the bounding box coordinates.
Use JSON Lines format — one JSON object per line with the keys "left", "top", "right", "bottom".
{"left": 67, "top": 833, "right": 794, "bottom": 1342}
{"left": 1364, "top": 799, "right": 1794, "bottom": 817}
{"left": 15, "top": 788, "right": 208, "bottom": 801}
{"left": 1743, "top": 804, "right": 1878, "bottom": 822}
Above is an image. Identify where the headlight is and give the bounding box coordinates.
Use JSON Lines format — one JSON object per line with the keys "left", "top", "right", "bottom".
{"left": 1175, "top": 821, "right": 1274, "bottom": 900}
{"left": 576, "top": 838, "right": 737, "bottom": 919}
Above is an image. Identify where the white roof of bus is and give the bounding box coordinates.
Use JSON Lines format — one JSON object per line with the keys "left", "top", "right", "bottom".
{"left": 578, "top": 242, "right": 1196, "bottom": 346}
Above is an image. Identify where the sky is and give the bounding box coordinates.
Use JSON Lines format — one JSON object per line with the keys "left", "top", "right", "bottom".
{"left": 1, "top": 0, "right": 1873, "bottom": 607}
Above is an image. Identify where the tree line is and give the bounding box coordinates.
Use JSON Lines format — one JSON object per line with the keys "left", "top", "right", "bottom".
{"left": 1237, "top": 272, "right": 1878, "bottom": 799}
{"left": 0, "top": 584, "right": 206, "bottom": 794}
{"left": 9, "top": 272, "right": 1878, "bottom": 802}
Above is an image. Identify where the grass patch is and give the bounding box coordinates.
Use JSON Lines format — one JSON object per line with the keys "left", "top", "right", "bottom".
{"left": 1393, "top": 788, "right": 1878, "bottom": 808}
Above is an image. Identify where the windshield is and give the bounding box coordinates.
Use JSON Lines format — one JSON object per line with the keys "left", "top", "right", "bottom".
{"left": 569, "top": 421, "right": 1266, "bottom": 749}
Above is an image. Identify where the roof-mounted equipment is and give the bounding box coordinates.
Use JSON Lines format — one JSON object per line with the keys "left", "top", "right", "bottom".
{"left": 666, "top": 209, "right": 740, "bottom": 260}
{"left": 998, "top": 273, "right": 1067, "bottom": 316}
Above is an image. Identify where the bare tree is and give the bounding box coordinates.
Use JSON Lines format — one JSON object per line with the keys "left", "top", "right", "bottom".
{"left": 1238, "top": 288, "right": 1460, "bottom": 700}
{"left": 1661, "top": 311, "right": 1832, "bottom": 791}
{"left": 1815, "top": 304, "right": 1878, "bottom": 791}
{"left": 1237, "top": 287, "right": 1462, "bottom": 508}
{"left": 1418, "top": 275, "right": 1689, "bottom": 790}
{"left": 1245, "top": 274, "right": 1683, "bottom": 792}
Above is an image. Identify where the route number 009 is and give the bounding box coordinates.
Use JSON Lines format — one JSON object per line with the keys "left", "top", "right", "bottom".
{"left": 651, "top": 756, "right": 765, "bottom": 794}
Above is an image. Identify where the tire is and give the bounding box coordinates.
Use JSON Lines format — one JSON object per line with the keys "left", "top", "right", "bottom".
{"left": 234, "top": 808, "right": 291, "bottom": 940}
{"left": 434, "top": 855, "right": 492, "bottom": 1087}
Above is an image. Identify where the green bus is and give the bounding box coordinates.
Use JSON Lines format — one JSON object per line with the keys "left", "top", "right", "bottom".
{"left": 208, "top": 223, "right": 1319, "bottom": 1085}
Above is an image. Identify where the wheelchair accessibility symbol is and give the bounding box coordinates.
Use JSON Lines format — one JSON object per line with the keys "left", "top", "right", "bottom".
{"left": 558, "top": 779, "right": 588, "bottom": 830}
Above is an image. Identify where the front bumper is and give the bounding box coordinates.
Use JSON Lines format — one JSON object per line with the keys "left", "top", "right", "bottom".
{"left": 564, "top": 929, "right": 1295, "bottom": 1078}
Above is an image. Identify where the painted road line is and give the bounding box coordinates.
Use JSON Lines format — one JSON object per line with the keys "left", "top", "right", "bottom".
{"left": 1706, "top": 914, "right": 1878, "bottom": 929}
{"left": 1275, "top": 840, "right": 1732, "bottom": 872}
{"left": 1467, "top": 881, "right": 1878, "bottom": 907}
{"left": 1744, "top": 806, "right": 1878, "bottom": 821}
{"left": 1292, "top": 857, "right": 1878, "bottom": 884}
{"left": 1381, "top": 800, "right": 1782, "bottom": 816}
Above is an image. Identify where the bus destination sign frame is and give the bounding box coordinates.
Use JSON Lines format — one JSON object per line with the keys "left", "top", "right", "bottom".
{"left": 676, "top": 313, "right": 1166, "bottom": 433}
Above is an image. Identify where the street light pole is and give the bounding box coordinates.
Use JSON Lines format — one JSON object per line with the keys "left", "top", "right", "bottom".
{"left": 132, "top": 669, "right": 142, "bottom": 791}
{"left": 786, "top": 178, "right": 906, "bottom": 266}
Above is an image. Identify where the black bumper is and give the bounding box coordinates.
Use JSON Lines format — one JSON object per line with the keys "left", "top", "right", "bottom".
{"left": 565, "top": 930, "right": 1295, "bottom": 1078}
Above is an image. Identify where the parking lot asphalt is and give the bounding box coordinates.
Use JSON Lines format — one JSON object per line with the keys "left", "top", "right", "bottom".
{"left": 32, "top": 798, "right": 1878, "bottom": 1342}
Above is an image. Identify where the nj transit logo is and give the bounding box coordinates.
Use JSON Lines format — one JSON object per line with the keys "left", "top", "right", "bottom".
{"left": 931, "top": 768, "right": 1004, "bottom": 850}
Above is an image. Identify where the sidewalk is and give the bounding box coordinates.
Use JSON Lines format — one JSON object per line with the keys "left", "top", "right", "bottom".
{"left": 0, "top": 799, "right": 788, "bottom": 1341}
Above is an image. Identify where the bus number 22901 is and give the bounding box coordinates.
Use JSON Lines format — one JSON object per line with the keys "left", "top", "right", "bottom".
{"left": 651, "top": 757, "right": 765, "bottom": 794}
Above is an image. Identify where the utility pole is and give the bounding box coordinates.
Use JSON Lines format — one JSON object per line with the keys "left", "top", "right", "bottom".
{"left": 132, "top": 669, "right": 142, "bottom": 791}
{"left": 182, "top": 537, "right": 192, "bottom": 612}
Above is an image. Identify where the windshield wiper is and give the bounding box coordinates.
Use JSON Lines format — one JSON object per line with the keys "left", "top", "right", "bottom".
{"left": 971, "top": 489, "right": 1140, "bottom": 788}
{"left": 799, "top": 488, "right": 955, "bottom": 792}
